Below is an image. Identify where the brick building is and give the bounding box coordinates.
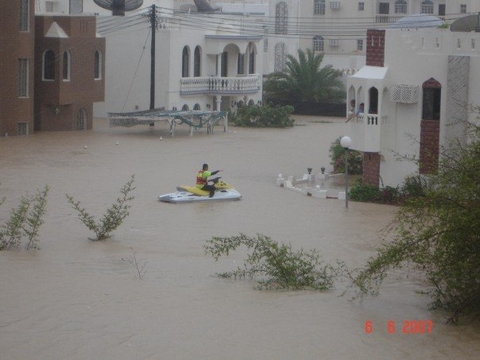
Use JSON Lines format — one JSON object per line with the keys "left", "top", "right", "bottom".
{"left": 34, "top": 15, "right": 105, "bottom": 131}
{"left": 0, "top": 0, "right": 35, "bottom": 136}
{"left": 0, "top": 0, "right": 105, "bottom": 136}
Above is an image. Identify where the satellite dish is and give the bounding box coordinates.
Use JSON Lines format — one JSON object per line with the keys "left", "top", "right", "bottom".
{"left": 450, "top": 14, "right": 480, "bottom": 32}
{"left": 93, "top": 0, "right": 143, "bottom": 16}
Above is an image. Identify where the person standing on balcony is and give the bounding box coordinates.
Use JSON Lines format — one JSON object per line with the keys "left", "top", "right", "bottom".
{"left": 346, "top": 102, "right": 364, "bottom": 123}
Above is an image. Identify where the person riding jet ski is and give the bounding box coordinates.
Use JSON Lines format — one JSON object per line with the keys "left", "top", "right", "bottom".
{"left": 196, "top": 163, "right": 223, "bottom": 197}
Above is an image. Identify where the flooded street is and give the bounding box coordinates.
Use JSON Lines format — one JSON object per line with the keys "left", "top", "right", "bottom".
{"left": 1, "top": 117, "right": 479, "bottom": 359}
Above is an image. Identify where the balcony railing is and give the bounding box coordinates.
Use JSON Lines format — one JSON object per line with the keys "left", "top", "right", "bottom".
{"left": 180, "top": 75, "right": 260, "bottom": 96}
{"left": 349, "top": 113, "right": 386, "bottom": 153}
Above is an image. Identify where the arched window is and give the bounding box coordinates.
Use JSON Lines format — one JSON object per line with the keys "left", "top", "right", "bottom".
{"left": 395, "top": 0, "right": 407, "bottom": 14}
{"left": 274, "top": 43, "right": 286, "bottom": 72}
{"left": 420, "top": 78, "right": 441, "bottom": 174}
{"left": 182, "top": 104, "right": 189, "bottom": 111}
{"left": 43, "top": 50, "right": 55, "bottom": 80}
{"left": 221, "top": 51, "right": 228, "bottom": 77}
{"left": 182, "top": 46, "right": 190, "bottom": 77}
{"left": 368, "top": 87, "right": 378, "bottom": 114}
{"left": 63, "top": 51, "right": 71, "bottom": 81}
{"left": 313, "top": 36, "right": 324, "bottom": 52}
{"left": 275, "top": 2, "right": 288, "bottom": 35}
{"left": 194, "top": 46, "right": 201, "bottom": 77}
{"left": 193, "top": 103, "right": 201, "bottom": 110}
{"left": 94, "top": 50, "right": 102, "bottom": 80}
{"left": 314, "top": 0, "right": 325, "bottom": 15}
{"left": 421, "top": 0, "right": 434, "bottom": 14}
{"left": 422, "top": 78, "right": 441, "bottom": 120}
{"left": 248, "top": 46, "right": 255, "bottom": 74}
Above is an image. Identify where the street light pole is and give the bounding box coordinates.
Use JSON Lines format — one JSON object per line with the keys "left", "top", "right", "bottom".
{"left": 340, "top": 136, "right": 352, "bottom": 209}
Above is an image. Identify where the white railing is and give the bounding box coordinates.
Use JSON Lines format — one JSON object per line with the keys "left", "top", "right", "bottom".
{"left": 350, "top": 113, "right": 384, "bottom": 153}
{"left": 180, "top": 75, "right": 260, "bottom": 95}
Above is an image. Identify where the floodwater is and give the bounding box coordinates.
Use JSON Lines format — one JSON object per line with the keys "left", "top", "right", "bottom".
{"left": 1, "top": 117, "right": 479, "bottom": 359}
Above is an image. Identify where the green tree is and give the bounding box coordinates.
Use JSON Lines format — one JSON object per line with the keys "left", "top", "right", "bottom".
{"left": 353, "top": 121, "right": 480, "bottom": 323}
{"left": 230, "top": 103, "right": 294, "bottom": 128}
{"left": 264, "top": 49, "right": 345, "bottom": 112}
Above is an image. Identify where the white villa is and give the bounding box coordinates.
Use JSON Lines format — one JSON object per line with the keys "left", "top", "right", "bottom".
{"left": 346, "top": 18, "right": 480, "bottom": 188}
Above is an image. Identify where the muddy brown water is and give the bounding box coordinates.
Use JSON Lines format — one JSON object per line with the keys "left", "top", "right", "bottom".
{"left": 1, "top": 117, "right": 479, "bottom": 359}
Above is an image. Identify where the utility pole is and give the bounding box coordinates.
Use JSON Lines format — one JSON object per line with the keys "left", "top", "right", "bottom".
{"left": 150, "top": 4, "right": 156, "bottom": 110}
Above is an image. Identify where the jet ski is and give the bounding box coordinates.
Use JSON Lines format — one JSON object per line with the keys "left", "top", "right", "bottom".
{"left": 159, "top": 177, "right": 242, "bottom": 203}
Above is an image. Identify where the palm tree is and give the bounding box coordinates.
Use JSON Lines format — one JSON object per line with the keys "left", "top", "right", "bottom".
{"left": 264, "top": 49, "right": 345, "bottom": 113}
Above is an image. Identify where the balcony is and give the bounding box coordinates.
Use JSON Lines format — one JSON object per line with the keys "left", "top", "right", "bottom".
{"left": 349, "top": 113, "right": 385, "bottom": 153}
{"left": 180, "top": 75, "right": 260, "bottom": 96}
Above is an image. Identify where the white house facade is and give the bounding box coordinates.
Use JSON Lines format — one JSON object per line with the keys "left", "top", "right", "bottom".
{"left": 346, "top": 19, "right": 480, "bottom": 188}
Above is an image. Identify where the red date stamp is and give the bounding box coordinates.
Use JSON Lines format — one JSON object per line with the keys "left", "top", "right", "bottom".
{"left": 364, "top": 320, "right": 433, "bottom": 334}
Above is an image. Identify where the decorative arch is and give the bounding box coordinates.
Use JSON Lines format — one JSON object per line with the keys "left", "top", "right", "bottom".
{"left": 182, "top": 104, "right": 189, "bottom": 111}
{"left": 193, "top": 103, "right": 201, "bottom": 110}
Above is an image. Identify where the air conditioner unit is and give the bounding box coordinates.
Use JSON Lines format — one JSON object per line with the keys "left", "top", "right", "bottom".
{"left": 390, "top": 84, "right": 419, "bottom": 103}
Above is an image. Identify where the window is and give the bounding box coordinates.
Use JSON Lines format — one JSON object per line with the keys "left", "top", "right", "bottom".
{"left": 357, "top": 39, "right": 364, "bottom": 51}
{"left": 182, "top": 47, "right": 190, "bottom": 77}
{"left": 422, "top": 88, "right": 441, "bottom": 120}
{"left": 421, "top": 0, "right": 434, "bottom": 14}
{"left": 194, "top": 46, "right": 201, "bottom": 77}
{"left": 314, "top": 0, "right": 325, "bottom": 15}
{"left": 221, "top": 51, "right": 228, "bottom": 77}
{"left": 274, "top": 43, "right": 286, "bottom": 72}
{"left": 460, "top": 4, "right": 467, "bottom": 13}
{"left": 18, "top": 59, "right": 29, "bottom": 98}
{"left": 70, "top": 0, "right": 84, "bottom": 15}
{"left": 275, "top": 2, "right": 288, "bottom": 35}
{"left": 76, "top": 108, "right": 87, "bottom": 130}
{"left": 248, "top": 47, "right": 255, "bottom": 74}
{"left": 19, "top": 0, "right": 29, "bottom": 32}
{"left": 358, "top": 2, "right": 364, "bottom": 11}
{"left": 313, "top": 36, "right": 324, "bottom": 52}
{"left": 395, "top": 0, "right": 407, "bottom": 14}
{"left": 237, "top": 53, "right": 245, "bottom": 75}
{"left": 94, "top": 50, "right": 102, "bottom": 79}
{"left": 43, "top": 50, "right": 55, "bottom": 80}
{"left": 263, "top": 27, "right": 269, "bottom": 52}
{"left": 329, "top": 39, "right": 339, "bottom": 48}
{"left": 63, "top": 51, "right": 71, "bottom": 81}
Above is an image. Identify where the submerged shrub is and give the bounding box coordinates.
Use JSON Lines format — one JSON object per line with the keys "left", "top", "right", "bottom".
{"left": 0, "top": 186, "right": 49, "bottom": 250}
{"left": 66, "top": 175, "right": 135, "bottom": 241}
{"left": 204, "top": 233, "right": 344, "bottom": 290}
